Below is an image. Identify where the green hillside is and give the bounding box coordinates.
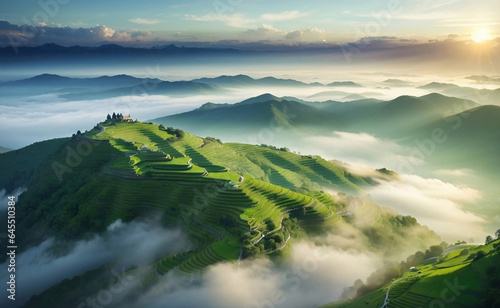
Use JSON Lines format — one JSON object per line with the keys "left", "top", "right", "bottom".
{"left": 0, "top": 138, "right": 69, "bottom": 191}
{"left": 0, "top": 121, "right": 442, "bottom": 308}
{"left": 323, "top": 239, "right": 500, "bottom": 308}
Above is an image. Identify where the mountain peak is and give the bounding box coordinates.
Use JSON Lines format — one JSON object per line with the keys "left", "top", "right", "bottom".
{"left": 327, "top": 81, "right": 363, "bottom": 87}
{"left": 237, "top": 93, "right": 282, "bottom": 105}
{"left": 418, "top": 82, "right": 458, "bottom": 90}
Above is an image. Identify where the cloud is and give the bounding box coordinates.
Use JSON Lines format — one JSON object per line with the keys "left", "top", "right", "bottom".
{"left": 305, "top": 131, "right": 414, "bottom": 170}
{"left": 284, "top": 30, "right": 302, "bottom": 40}
{"left": 0, "top": 187, "right": 26, "bottom": 211}
{"left": 184, "top": 13, "right": 255, "bottom": 28}
{"left": 284, "top": 27, "right": 327, "bottom": 41}
{"left": 123, "top": 242, "right": 379, "bottom": 308}
{"left": 261, "top": 11, "right": 308, "bottom": 21}
{"left": 0, "top": 219, "right": 191, "bottom": 307}
{"left": 434, "top": 168, "right": 475, "bottom": 177}
{"left": 246, "top": 24, "right": 285, "bottom": 39}
{"left": 366, "top": 174, "right": 485, "bottom": 241}
{"left": 0, "top": 21, "right": 154, "bottom": 47}
{"left": 129, "top": 18, "right": 159, "bottom": 25}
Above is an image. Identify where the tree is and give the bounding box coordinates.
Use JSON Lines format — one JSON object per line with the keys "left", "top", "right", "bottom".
{"left": 486, "top": 235, "right": 494, "bottom": 244}
{"left": 106, "top": 114, "right": 111, "bottom": 121}
{"left": 112, "top": 112, "right": 116, "bottom": 120}
{"left": 474, "top": 250, "right": 485, "bottom": 261}
{"left": 429, "top": 245, "right": 443, "bottom": 257}
{"left": 496, "top": 229, "right": 500, "bottom": 239}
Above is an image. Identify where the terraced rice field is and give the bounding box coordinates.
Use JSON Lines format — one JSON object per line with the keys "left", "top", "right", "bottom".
{"left": 88, "top": 122, "right": 349, "bottom": 284}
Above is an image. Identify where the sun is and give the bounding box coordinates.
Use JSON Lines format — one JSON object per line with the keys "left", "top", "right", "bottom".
{"left": 471, "top": 29, "right": 491, "bottom": 43}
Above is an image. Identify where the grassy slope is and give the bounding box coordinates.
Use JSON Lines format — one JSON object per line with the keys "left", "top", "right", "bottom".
{"left": 0, "top": 138, "right": 69, "bottom": 191}
{"left": 324, "top": 239, "right": 500, "bottom": 308}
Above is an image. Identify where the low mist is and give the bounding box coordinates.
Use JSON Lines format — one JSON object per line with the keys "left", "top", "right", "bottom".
{"left": 120, "top": 242, "right": 380, "bottom": 308}
{"left": 366, "top": 174, "right": 486, "bottom": 242}
{"left": 0, "top": 219, "right": 191, "bottom": 307}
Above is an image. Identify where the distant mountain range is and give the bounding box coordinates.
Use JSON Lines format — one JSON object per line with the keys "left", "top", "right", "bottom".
{"left": 153, "top": 93, "right": 340, "bottom": 137}
{"left": 465, "top": 75, "right": 500, "bottom": 84}
{"left": 418, "top": 82, "right": 500, "bottom": 106}
{"left": 152, "top": 92, "right": 479, "bottom": 138}
{"left": 59, "top": 80, "right": 222, "bottom": 100}
{"left": 0, "top": 43, "right": 240, "bottom": 58}
{"left": 1, "top": 73, "right": 161, "bottom": 89}
{"left": 192, "top": 74, "right": 325, "bottom": 88}
{"left": 0, "top": 73, "right": 370, "bottom": 99}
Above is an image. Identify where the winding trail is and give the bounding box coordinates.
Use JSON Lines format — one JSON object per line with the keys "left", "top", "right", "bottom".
{"left": 381, "top": 278, "right": 404, "bottom": 308}
{"left": 96, "top": 124, "right": 105, "bottom": 136}
{"left": 277, "top": 233, "right": 291, "bottom": 251}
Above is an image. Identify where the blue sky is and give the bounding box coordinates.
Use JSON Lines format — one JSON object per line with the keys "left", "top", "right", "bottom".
{"left": 0, "top": 0, "right": 498, "bottom": 45}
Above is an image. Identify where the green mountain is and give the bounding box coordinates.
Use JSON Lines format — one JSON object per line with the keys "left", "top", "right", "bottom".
{"left": 151, "top": 97, "right": 342, "bottom": 139}
{"left": 353, "top": 93, "right": 479, "bottom": 135}
{"left": 323, "top": 239, "right": 500, "bottom": 308}
{"left": 151, "top": 93, "right": 478, "bottom": 140}
{"left": 408, "top": 105, "right": 500, "bottom": 185}
{"left": 0, "top": 121, "right": 441, "bottom": 307}
{"left": 0, "top": 138, "right": 69, "bottom": 192}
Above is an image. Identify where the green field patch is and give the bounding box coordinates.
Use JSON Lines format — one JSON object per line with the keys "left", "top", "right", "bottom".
{"left": 212, "top": 240, "right": 241, "bottom": 260}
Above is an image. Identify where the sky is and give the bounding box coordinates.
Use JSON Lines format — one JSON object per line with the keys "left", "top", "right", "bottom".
{"left": 0, "top": 0, "right": 499, "bottom": 47}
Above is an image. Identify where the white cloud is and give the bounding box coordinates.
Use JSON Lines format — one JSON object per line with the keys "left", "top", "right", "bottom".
{"left": 0, "top": 188, "right": 27, "bottom": 211}
{"left": 246, "top": 24, "right": 285, "bottom": 38}
{"left": 284, "top": 27, "right": 327, "bottom": 41}
{"left": 124, "top": 243, "right": 379, "bottom": 308}
{"left": 129, "top": 18, "right": 159, "bottom": 25}
{"left": 435, "top": 168, "right": 474, "bottom": 177}
{"left": 184, "top": 13, "right": 255, "bottom": 28}
{"left": 98, "top": 25, "right": 116, "bottom": 38}
{"left": 261, "top": 11, "right": 308, "bottom": 21}
{"left": 0, "top": 22, "right": 152, "bottom": 45}
{"left": 367, "top": 174, "right": 485, "bottom": 241}
{"left": 0, "top": 220, "right": 191, "bottom": 307}
{"left": 305, "top": 131, "right": 413, "bottom": 170}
